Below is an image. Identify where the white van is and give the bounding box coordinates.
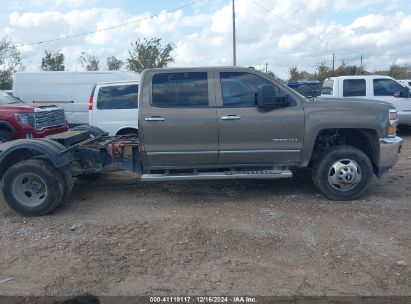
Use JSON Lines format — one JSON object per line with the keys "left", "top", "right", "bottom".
{"left": 13, "top": 71, "right": 139, "bottom": 126}
{"left": 89, "top": 80, "right": 139, "bottom": 136}
{"left": 320, "top": 75, "right": 411, "bottom": 125}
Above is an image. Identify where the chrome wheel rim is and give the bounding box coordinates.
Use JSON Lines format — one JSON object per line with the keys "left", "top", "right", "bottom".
{"left": 12, "top": 173, "right": 48, "bottom": 207}
{"left": 328, "top": 159, "right": 361, "bottom": 191}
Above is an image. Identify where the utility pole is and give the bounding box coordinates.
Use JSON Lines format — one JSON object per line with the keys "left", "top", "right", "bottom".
{"left": 360, "top": 55, "right": 363, "bottom": 68}
{"left": 332, "top": 53, "right": 335, "bottom": 71}
{"left": 232, "top": 0, "right": 236, "bottom": 66}
{"left": 265, "top": 62, "right": 268, "bottom": 73}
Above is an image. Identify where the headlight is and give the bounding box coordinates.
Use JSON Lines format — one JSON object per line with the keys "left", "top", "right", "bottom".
{"left": 388, "top": 109, "right": 398, "bottom": 137}
{"left": 14, "top": 113, "right": 36, "bottom": 129}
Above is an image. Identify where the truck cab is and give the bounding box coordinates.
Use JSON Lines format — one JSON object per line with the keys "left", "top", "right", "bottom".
{"left": 320, "top": 75, "right": 411, "bottom": 125}
{"left": 139, "top": 68, "right": 305, "bottom": 168}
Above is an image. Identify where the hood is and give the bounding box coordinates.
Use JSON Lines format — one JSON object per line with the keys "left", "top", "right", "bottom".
{"left": 312, "top": 97, "right": 394, "bottom": 111}
{"left": 0, "top": 103, "right": 58, "bottom": 113}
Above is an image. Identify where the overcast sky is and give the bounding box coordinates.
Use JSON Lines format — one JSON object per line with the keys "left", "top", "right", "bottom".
{"left": 1, "top": 0, "right": 411, "bottom": 78}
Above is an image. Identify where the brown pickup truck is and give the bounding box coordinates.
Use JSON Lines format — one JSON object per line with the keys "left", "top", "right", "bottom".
{"left": 0, "top": 67, "right": 403, "bottom": 216}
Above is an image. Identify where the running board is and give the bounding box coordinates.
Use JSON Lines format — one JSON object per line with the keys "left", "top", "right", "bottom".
{"left": 140, "top": 169, "right": 293, "bottom": 181}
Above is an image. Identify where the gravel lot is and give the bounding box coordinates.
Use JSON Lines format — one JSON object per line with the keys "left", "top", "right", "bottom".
{"left": 0, "top": 130, "right": 410, "bottom": 296}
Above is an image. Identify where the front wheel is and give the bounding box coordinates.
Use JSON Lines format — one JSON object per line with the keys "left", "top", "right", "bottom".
{"left": 312, "top": 145, "right": 373, "bottom": 201}
{"left": 2, "top": 159, "right": 65, "bottom": 216}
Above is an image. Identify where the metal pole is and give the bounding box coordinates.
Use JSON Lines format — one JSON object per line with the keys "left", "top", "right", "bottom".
{"left": 232, "top": 0, "right": 236, "bottom": 66}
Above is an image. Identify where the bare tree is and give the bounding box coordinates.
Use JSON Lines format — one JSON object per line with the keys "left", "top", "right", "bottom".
{"left": 78, "top": 51, "right": 100, "bottom": 71}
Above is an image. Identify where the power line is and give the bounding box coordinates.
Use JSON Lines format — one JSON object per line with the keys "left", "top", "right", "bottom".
{"left": 16, "top": 0, "right": 206, "bottom": 47}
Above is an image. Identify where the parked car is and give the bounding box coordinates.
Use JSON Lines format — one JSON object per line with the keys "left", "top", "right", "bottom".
{"left": 320, "top": 75, "right": 411, "bottom": 125}
{"left": 0, "top": 67, "right": 402, "bottom": 216}
{"left": 13, "top": 71, "right": 139, "bottom": 126}
{"left": 287, "top": 80, "right": 323, "bottom": 97}
{"left": 89, "top": 80, "right": 139, "bottom": 136}
{"left": 0, "top": 89, "right": 68, "bottom": 143}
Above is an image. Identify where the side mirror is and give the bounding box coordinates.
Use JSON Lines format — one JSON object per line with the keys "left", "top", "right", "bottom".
{"left": 394, "top": 88, "right": 409, "bottom": 98}
{"left": 257, "top": 84, "right": 290, "bottom": 108}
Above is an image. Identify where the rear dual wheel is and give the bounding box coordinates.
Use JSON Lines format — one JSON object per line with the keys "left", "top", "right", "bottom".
{"left": 2, "top": 159, "right": 72, "bottom": 216}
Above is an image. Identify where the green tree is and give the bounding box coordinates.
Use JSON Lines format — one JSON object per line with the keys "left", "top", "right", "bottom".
{"left": 106, "top": 56, "right": 123, "bottom": 70}
{"left": 41, "top": 50, "right": 65, "bottom": 71}
{"left": 313, "top": 61, "right": 330, "bottom": 81}
{"left": 78, "top": 51, "right": 100, "bottom": 71}
{"left": 288, "top": 66, "right": 314, "bottom": 82}
{"left": 0, "top": 36, "right": 24, "bottom": 90}
{"left": 127, "top": 38, "right": 174, "bottom": 73}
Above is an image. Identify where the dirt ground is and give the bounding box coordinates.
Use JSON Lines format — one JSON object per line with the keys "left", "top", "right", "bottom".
{"left": 0, "top": 131, "right": 410, "bottom": 297}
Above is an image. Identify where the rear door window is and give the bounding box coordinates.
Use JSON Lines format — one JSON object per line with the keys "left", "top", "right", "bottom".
{"left": 97, "top": 84, "right": 138, "bottom": 109}
{"left": 321, "top": 80, "right": 334, "bottom": 95}
{"left": 152, "top": 72, "right": 209, "bottom": 107}
{"left": 343, "top": 79, "right": 366, "bottom": 97}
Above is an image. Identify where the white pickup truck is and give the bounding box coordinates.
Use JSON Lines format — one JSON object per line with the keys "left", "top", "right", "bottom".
{"left": 320, "top": 75, "right": 411, "bottom": 125}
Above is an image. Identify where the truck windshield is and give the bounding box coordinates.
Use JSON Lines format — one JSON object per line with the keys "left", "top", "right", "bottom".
{"left": 321, "top": 80, "right": 334, "bottom": 95}
{"left": 0, "top": 91, "right": 22, "bottom": 104}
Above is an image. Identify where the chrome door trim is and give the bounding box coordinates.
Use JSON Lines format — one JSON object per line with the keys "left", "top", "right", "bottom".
{"left": 221, "top": 115, "right": 241, "bottom": 120}
{"left": 145, "top": 117, "right": 165, "bottom": 122}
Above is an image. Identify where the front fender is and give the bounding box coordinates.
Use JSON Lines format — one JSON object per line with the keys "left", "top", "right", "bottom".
{"left": 301, "top": 99, "right": 391, "bottom": 165}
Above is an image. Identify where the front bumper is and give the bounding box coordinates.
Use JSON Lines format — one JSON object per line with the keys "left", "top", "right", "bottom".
{"left": 376, "top": 136, "right": 403, "bottom": 177}
{"left": 13, "top": 124, "right": 69, "bottom": 140}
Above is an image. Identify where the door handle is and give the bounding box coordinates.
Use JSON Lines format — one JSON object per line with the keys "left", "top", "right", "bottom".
{"left": 145, "top": 117, "right": 165, "bottom": 122}
{"left": 221, "top": 115, "right": 241, "bottom": 121}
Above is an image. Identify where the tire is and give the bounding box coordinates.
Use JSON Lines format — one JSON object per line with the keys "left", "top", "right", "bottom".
{"left": 2, "top": 159, "right": 66, "bottom": 216}
{"left": 71, "top": 125, "right": 106, "bottom": 137}
{"left": 59, "top": 167, "right": 73, "bottom": 202}
{"left": 312, "top": 145, "right": 373, "bottom": 201}
{"left": 31, "top": 156, "right": 73, "bottom": 202}
{"left": 0, "top": 130, "right": 12, "bottom": 143}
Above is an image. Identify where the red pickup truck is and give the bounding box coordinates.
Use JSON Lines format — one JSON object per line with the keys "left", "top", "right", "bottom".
{"left": 0, "top": 90, "right": 68, "bottom": 143}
